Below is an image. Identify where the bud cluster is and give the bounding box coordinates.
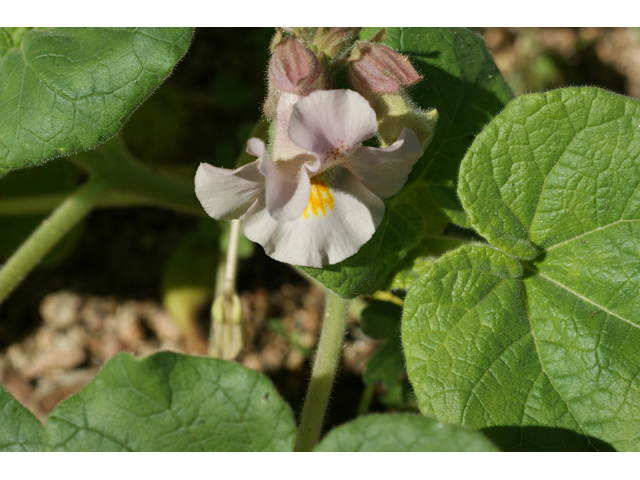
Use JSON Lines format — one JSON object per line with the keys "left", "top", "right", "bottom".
{"left": 264, "top": 28, "right": 437, "bottom": 149}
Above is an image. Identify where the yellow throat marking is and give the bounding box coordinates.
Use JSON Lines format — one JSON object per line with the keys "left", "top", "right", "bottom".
{"left": 304, "top": 176, "right": 334, "bottom": 218}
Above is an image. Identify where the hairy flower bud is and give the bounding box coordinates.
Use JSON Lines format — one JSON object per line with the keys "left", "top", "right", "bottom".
{"left": 347, "top": 42, "right": 436, "bottom": 148}
{"left": 269, "top": 38, "right": 323, "bottom": 94}
{"left": 347, "top": 42, "right": 421, "bottom": 93}
{"left": 264, "top": 38, "right": 326, "bottom": 117}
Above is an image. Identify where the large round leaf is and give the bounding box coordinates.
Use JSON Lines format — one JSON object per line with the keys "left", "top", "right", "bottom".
{"left": 42, "top": 352, "right": 296, "bottom": 451}
{"left": 404, "top": 87, "right": 640, "bottom": 451}
{"left": 316, "top": 414, "right": 498, "bottom": 451}
{"left": 0, "top": 27, "right": 193, "bottom": 170}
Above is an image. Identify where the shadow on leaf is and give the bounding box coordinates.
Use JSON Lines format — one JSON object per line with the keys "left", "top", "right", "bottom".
{"left": 481, "top": 425, "right": 615, "bottom": 452}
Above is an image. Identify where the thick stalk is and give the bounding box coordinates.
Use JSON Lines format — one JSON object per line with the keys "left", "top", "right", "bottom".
{"left": 70, "top": 139, "right": 202, "bottom": 216}
{"left": 0, "top": 176, "right": 109, "bottom": 304}
{"left": 295, "top": 290, "right": 349, "bottom": 452}
{"left": 0, "top": 190, "right": 196, "bottom": 217}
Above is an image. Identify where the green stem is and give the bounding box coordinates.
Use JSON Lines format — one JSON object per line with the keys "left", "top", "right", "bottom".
{"left": 222, "top": 219, "right": 242, "bottom": 299}
{"left": 295, "top": 289, "right": 349, "bottom": 452}
{"left": 357, "top": 383, "right": 375, "bottom": 417}
{"left": 109, "top": 161, "right": 201, "bottom": 216}
{"left": 70, "top": 138, "right": 202, "bottom": 216}
{"left": 0, "top": 190, "right": 198, "bottom": 217}
{"left": 0, "top": 137, "right": 203, "bottom": 305}
{"left": 0, "top": 176, "right": 109, "bottom": 304}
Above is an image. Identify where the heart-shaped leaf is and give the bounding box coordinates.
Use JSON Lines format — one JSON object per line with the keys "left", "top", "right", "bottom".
{"left": 0, "top": 382, "right": 43, "bottom": 452}
{"left": 42, "top": 352, "right": 296, "bottom": 451}
{"left": 315, "top": 413, "right": 498, "bottom": 451}
{"left": 0, "top": 27, "right": 193, "bottom": 170}
{"left": 302, "top": 27, "right": 512, "bottom": 299}
{"left": 403, "top": 87, "right": 640, "bottom": 451}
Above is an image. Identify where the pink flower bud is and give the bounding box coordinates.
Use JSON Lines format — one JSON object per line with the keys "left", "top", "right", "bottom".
{"left": 269, "top": 38, "right": 323, "bottom": 95}
{"left": 348, "top": 42, "right": 421, "bottom": 93}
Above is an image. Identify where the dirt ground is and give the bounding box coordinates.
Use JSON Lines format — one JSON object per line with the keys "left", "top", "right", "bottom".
{"left": 0, "top": 281, "right": 381, "bottom": 424}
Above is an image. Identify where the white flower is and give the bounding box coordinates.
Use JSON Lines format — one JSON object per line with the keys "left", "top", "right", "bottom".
{"left": 195, "top": 89, "right": 423, "bottom": 268}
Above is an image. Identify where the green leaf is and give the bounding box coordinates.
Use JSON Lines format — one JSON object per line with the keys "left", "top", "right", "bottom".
{"left": 315, "top": 414, "right": 499, "bottom": 452}
{"left": 0, "top": 382, "right": 43, "bottom": 451}
{"left": 404, "top": 87, "right": 640, "bottom": 451}
{"left": 303, "top": 27, "right": 512, "bottom": 298}
{"left": 384, "top": 229, "right": 484, "bottom": 291}
{"left": 361, "top": 300, "right": 402, "bottom": 339}
{"left": 457, "top": 87, "right": 640, "bottom": 259}
{"left": 363, "top": 341, "right": 404, "bottom": 389}
{"left": 378, "top": 377, "right": 420, "bottom": 412}
{"left": 360, "top": 301, "right": 404, "bottom": 387}
{"left": 0, "top": 27, "right": 193, "bottom": 170}
{"left": 42, "top": 352, "right": 296, "bottom": 451}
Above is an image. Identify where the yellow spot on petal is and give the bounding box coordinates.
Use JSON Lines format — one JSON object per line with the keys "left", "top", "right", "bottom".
{"left": 304, "top": 175, "right": 334, "bottom": 218}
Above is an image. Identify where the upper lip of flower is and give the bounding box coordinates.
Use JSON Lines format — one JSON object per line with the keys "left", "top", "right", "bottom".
{"left": 194, "top": 88, "right": 424, "bottom": 268}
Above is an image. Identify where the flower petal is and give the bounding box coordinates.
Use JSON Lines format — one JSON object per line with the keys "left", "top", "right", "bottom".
{"left": 347, "top": 127, "right": 423, "bottom": 199}
{"left": 194, "top": 160, "right": 263, "bottom": 221}
{"left": 288, "top": 89, "right": 377, "bottom": 159}
{"left": 242, "top": 167, "right": 384, "bottom": 268}
{"left": 248, "top": 137, "right": 312, "bottom": 222}
{"left": 271, "top": 92, "right": 320, "bottom": 167}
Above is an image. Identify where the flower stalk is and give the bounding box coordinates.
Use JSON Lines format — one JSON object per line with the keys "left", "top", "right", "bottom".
{"left": 295, "top": 289, "right": 349, "bottom": 452}
{"left": 209, "top": 218, "right": 244, "bottom": 359}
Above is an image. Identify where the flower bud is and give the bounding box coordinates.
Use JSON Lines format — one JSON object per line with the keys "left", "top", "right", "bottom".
{"left": 348, "top": 42, "right": 421, "bottom": 93}
{"left": 269, "top": 38, "right": 323, "bottom": 95}
{"left": 264, "top": 38, "right": 326, "bottom": 117}
{"left": 347, "top": 42, "right": 436, "bottom": 148}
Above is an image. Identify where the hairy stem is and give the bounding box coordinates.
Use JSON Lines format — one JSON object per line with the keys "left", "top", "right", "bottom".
{"left": 295, "top": 290, "right": 349, "bottom": 452}
{"left": 0, "top": 176, "right": 109, "bottom": 304}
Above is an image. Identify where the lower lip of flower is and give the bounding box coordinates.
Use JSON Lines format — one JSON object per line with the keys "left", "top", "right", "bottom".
{"left": 304, "top": 173, "right": 334, "bottom": 218}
